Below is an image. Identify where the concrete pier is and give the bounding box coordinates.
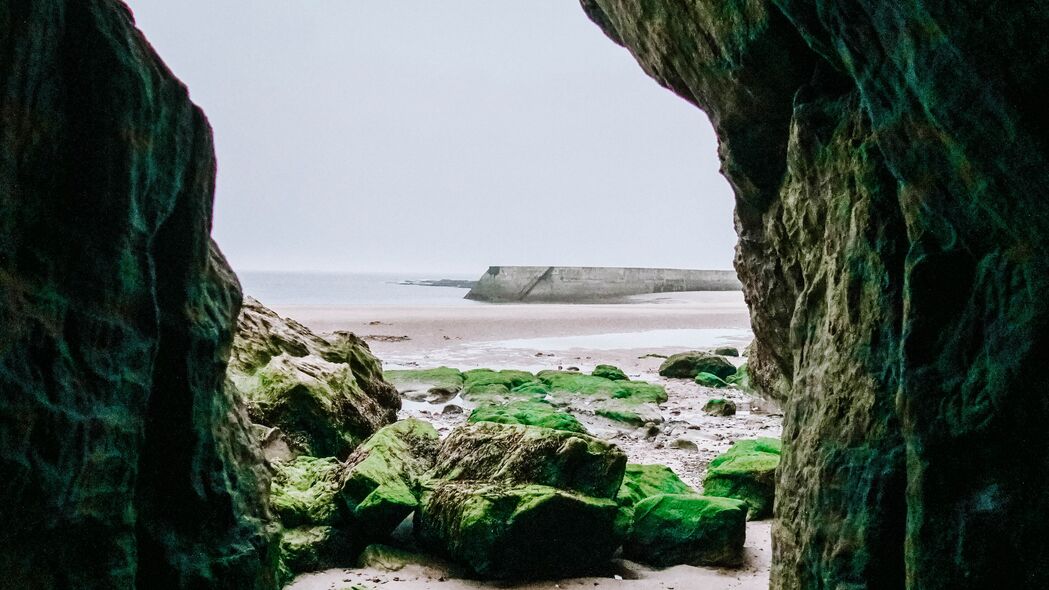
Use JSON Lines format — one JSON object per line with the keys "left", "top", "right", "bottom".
{"left": 464, "top": 266, "right": 742, "bottom": 303}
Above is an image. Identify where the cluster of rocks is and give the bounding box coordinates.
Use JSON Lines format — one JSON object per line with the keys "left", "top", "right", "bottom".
{"left": 227, "top": 304, "right": 779, "bottom": 583}
{"left": 270, "top": 418, "right": 781, "bottom": 580}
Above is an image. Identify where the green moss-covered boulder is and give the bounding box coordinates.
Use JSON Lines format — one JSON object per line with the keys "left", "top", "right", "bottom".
{"left": 229, "top": 298, "right": 400, "bottom": 457}
{"left": 279, "top": 525, "right": 355, "bottom": 577}
{"left": 592, "top": 364, "right": 629, "bottom": 381}
{"left": 535, "top": 370, "right": 666, "bottom": 427}
{"left": 703, "top": 438, "right": 781, "bottom": 519}
{"left": 616, "top": 464, "right": 695, "bottom": 511}
{"left": 695, "top": 372, "right": 729, "bottom": 388}
{"left": 426, "top": 422, "right": 626, "bottom": 498}
{"left": 384, "top": 367, "right": 464, "bottom": 403}
{"left": 537, "top": 371, "right": 667, "bottom": 403}
{"left": 461, "top": 369, "right": 539, "bottom": 397}
{"left": 624, "top": 494, "right": 747, "bottom": 567}
{"left": 725, "top": 363, "right": 752, "bottom": 392}
{"left": 416, "top": 422, "right": 627, "bottom": 577}
{"left": 702, "top": 398, "right": 737, "bottom": 416}
{"left": 340, "top": 419, "right": 440, "bottom": 536}
{"left": 271, "top": 456, "right": 345, "bottom": 528}
{"left": 468, "top": 400, "right": 588, "bottom": 434}
{"left": 416, "top": 481, "right": 622, "bottom": 579}
{"left": 658, "top": 351, "right": 737, "bottom": 380}
{"left": 713, "top": 346, "right": 740, "bottom": 357}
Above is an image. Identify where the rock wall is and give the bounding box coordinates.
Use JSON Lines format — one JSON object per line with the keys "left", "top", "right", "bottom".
{"left": 0, "top": 2, "right": 276, "bottom": 588}
{"left": 582, "top": 1, "right": 1049, "bottom": 588}
{"left": 465, "top": 266, "right": 741, "bottom": 302}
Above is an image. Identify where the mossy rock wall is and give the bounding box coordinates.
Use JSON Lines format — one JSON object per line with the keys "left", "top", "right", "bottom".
{"left": 584, "top": 1, "right": 1049, "bottom": 587}
{"left": 0, "top": 3, "right": 277, "bottom": 588}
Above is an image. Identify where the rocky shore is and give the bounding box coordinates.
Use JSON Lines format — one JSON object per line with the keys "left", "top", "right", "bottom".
{"left": 231, "top": 298, "right": 780, "bottom": 589}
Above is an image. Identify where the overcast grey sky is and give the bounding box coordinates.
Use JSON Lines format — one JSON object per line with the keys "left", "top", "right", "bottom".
{"left": 125, "top": 1, "right": 735, "bottom": 274}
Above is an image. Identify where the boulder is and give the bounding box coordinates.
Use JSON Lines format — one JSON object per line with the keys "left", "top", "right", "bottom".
{"left": 468, "top": 400, "right": 588, "bottom": 434}
{"left": 725, "top": 363, "right": 752, "bottom": 392}
{"left": 461, "top": 369, "right": 538, "bottom": 397}
{"left": 695, "top": 372, "right": 729, "bottom": 388}
{"left": 713, "top": 346, "right": 740, "bottom": 357}
{"left": 271, "top": 456, "right": 345, "bottom": 528}
{"left": 624, "top": 494, "right": 747, "bottom": 567}
{"left": 228, "top": 298, "right": 400, "bottom": 458}
{"left": 537, "top": 370, "right": 667, "bottom": 427}
{"left": 616, "top": 464, "right": 695, "bottom": 512}
{"left": 384, "top": 367, "right": 464, "bottom": 403}
{"left": 592, "top": 364, "right": 630, "bottom": 381}
{"left": 658, "top": 351, "right": 737, "bottom": 380}
{"left": 278, "top": 525, "right": 354, "bottom": 577}
{"left": 341, "top": 419, "right": 441, "bottom": 537}
{"left": 703, "top": 438, "right": 781, "bottom": 519}
{"left": 416, "top": 422, "right": 627, "bottom": 577}
{"left": 703, "top": 399, "right": 737, "bottom": 416}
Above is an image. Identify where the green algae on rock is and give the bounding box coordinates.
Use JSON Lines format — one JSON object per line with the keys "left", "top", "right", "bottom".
{"left": 271, "top": 456, "right": 345, "bottom": 528}
{"left": 384, "top": 367, "right": 464, "bottom": 403}
{"left": 616, "top": 464, "right": 695, "bottom": 512}
{"left": 537, "top": 370, "right": 667, "bottom": 427}
{"left": 416, "top": 481, "right": 621, "bottom": 579}
{"left": 416, "top": 422, "right": 627, "bottom": 577}
{"left": 658, "top": 351, "right": 737, "bottom": 380}
{"left": 278, "top": 525, "right": 354, "bottom": 579}
{"left": 624, "top": 494, "right": 747, "bottom": 567}
{"left": 696, "top": 372, "right": 730, "bottom": 389}
{"left": 725, "top": 363, "right": 752, "bottom": 392}
{"left": 229, "top": 298, "right": 400, "bottom": 458}
{"left": 461, "top": 369, "right": 538, "bottom": 397}
{"left": 592, "top": 364, "right": 630, "bottom": 381}
{"left": 703, "top": 438, "right": 781, "bottom": 520}
{"left": 703, "top": 398, "right": 737, "bottom": 416}
{"left": 468, "top": 399, "right": 588, "bottom": 434}
{"left": 340, "top": 419, "right": 440, "bottom": 537}
{"left": 426, "top": 422, "right": 626, "bottom": 498}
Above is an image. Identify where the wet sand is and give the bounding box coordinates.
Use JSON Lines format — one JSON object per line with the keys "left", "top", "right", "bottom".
{"left": 272, "top": 291, "right": 779, "bottom": 590}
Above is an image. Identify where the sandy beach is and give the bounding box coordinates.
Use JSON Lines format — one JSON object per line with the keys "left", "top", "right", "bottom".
{"left": 274, "top": 291, "right": 780, "bottom": 590}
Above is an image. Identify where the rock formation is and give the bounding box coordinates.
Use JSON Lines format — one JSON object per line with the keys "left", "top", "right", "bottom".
{"left": 0, "top": 1, "right": 276, "bottom": 588}
{"left": 229, "top": 298, "right": 400, "bottom": 458}
{"left": 583, "top": 1, "right": 1049, "bottom": 588}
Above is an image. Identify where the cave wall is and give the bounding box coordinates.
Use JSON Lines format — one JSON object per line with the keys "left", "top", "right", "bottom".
{"left": 582, "top": 1, "right": 1049, "bottom": 588}
{"left": 0, "top": 1, "right": 277, "bottom": 588}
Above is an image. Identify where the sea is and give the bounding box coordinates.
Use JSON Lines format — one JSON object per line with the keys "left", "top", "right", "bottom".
{"left": 237, "top": 271, "right": 480, "bottom": 306}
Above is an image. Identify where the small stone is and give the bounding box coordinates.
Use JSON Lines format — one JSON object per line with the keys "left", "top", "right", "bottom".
{"left": 442, "top": 404, "right": 464, "bottom": 415}
{"left": 669, "top": 439, "right": 699, "bottom": 451}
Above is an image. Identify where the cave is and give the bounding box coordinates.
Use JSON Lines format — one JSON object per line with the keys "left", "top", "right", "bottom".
{"left": 3, "top": 1, "right": 1049, "bottom": 589}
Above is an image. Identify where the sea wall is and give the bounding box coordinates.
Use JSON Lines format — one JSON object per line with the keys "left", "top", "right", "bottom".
{"left": 465, "top": 266, "right": 742, "bottom": 302}
{"left": 583, "top": 1, "right": 1049, "bottom": 589}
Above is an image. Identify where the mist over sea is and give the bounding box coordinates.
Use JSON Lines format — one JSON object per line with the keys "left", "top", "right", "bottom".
{"left": 238, "top": 271, "right": 479, "bottom": 306}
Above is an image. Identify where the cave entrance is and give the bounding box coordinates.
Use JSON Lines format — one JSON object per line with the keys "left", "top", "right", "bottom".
{"left": 125, "top": 0, "right": 774, "bottom": 587}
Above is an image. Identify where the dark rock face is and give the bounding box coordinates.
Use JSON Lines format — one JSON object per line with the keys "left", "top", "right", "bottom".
{"left": 583, "top": 1, "right": 1049, "bottom": 588}
{"left": 0, "top": 2, "right": 276, "bottom": 588}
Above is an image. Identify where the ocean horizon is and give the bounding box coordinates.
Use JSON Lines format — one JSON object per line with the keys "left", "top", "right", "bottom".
{"left": 238, "top": 270, "right": 480, "bottom": 306}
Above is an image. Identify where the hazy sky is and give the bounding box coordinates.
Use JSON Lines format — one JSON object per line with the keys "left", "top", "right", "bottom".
{"left": 125, "top": 1, "right": 736, "bottom": 274}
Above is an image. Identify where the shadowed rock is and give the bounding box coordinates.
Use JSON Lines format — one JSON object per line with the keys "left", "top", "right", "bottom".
{"left": 583, "top": 0, "right": 1049, "bottom": 586}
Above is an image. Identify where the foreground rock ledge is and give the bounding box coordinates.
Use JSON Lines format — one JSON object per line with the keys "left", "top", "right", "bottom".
{"left": 583, "top": 1, "right": 1049, "bottom": 588}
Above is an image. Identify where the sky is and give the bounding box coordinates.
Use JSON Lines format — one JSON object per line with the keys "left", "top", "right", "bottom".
{"left": 124, "top": 1, "right": 736, "bottom": 274}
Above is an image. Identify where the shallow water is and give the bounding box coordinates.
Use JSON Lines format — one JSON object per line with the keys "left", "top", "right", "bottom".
{"left": 472, "top": 328, "right": 753, "bottom": 351}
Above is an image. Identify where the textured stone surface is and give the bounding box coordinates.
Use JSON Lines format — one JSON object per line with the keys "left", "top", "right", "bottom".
{"left": 658, "top": 351, "right": 737, "bottom": 380}
{"left": 416, "top": 422, "right": 627, "bottom": 578}
{"left": 583, "top": 1, "right": 1049, "bottom": 587}
{"left": 0, "top": 2, "right": 276, "bottom": 588}
{"left": 229, "top": 297, "right": 400, "bottom": 458}
{"left": 624, "top": 494, "right": 747, "bottom": 567}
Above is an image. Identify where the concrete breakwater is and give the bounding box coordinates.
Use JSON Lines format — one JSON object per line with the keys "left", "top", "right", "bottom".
{"left": 465, "top": 266, "right": 742, "bottom": 303}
